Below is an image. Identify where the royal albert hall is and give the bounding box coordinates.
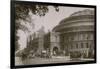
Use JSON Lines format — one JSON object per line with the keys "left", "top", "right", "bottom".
{"left": 53, "top": 9, "right": 95, "bottom": 58}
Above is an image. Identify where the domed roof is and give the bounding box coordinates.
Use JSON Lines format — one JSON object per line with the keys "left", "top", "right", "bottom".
{"left": 53, "top": 9, "right": 94, "bottom": 32}
{"left": 70, "top": 9, "right": 94, "bottom": 17}
{"left": 59, "top": 9, "right": 94, "bottom": 25}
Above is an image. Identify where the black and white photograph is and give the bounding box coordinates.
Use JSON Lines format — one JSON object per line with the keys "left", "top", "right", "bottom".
{"left": 11, "top": 0, "right": 96, "bottom": 68}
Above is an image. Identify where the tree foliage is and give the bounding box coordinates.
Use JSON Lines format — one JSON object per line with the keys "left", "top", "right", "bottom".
{"left": 15, "top": 3, "right": 59, "bottom": 51}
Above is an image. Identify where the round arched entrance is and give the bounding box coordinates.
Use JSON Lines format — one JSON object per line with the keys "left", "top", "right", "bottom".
{"left": 53, "top": 47, "right": 59, "bottom": 56}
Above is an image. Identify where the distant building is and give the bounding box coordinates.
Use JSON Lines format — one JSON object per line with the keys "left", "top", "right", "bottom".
{"left": 37, "top": 26, "right": 45, "bottom": 54}
{"left": 26, "top": 30, "right": 60, "bottom": 57}
{"left": 44, "top": 31, "right": 60, "bottom": 56}
{"left": 26, "top": 26, "right": 45, "bottom": 56}
{"left": 50, "top": 32, "right": 60, "bottom": 56}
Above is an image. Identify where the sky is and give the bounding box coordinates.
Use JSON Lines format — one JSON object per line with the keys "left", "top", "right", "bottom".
{"left": 17, "top": 5, "right": 94, "bottom": 50}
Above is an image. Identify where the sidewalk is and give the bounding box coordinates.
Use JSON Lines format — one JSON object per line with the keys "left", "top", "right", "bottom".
{"left": 51, "top": 56, "right": 71, "bottom": 60}
{"left": 15, "top": 57, "right": 23, "bottom": 65}
{"left": 80, "top": 58, "right": 94, "bottom": 61}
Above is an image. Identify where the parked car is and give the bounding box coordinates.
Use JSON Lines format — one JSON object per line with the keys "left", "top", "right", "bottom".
{"left": 28, "top": 53, "right": 35, "bottom": 58}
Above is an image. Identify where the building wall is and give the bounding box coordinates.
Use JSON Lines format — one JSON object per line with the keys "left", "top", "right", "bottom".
{"left": 50, "top": 32, "right": 60, "bottom": 56}
{"left": 53, "top": 9, "right": 95, "bottom": 58}
{"left": 36, "top": 27, "right": 45, "bottom": 55}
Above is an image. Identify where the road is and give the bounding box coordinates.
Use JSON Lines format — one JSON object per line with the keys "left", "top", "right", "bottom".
{"left": 15, "top": 56, "right": 94, "bottom": 66}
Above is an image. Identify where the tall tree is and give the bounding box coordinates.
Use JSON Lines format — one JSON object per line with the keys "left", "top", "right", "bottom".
{"left": 15, "top": 2, "right": 59, "bottom": 51}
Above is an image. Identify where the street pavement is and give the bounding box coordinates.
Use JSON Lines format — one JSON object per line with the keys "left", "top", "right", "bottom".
{"left": 15, "top": 56, "right": 94, "bottom": 66}
{"left": 15, "top": 57, "right": 23, "bottom": 65}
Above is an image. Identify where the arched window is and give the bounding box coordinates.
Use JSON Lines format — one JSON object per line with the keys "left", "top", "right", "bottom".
{"left": 76, "top": 43, "right": 78, "bottom": 48}
{"left": 71, "top": 36, "right": 74, "bottom": 41}
{"left": 70, "top": 44, "right": 73, "bottom": 49}
{"left": 86, "top": 43, "right": 88, "bottom": 48}
{"left": 83, "top": 34, "right": 86, "bottom": 40}
{"left": 81, "top": 43, "right": 84, "bottom": 48}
